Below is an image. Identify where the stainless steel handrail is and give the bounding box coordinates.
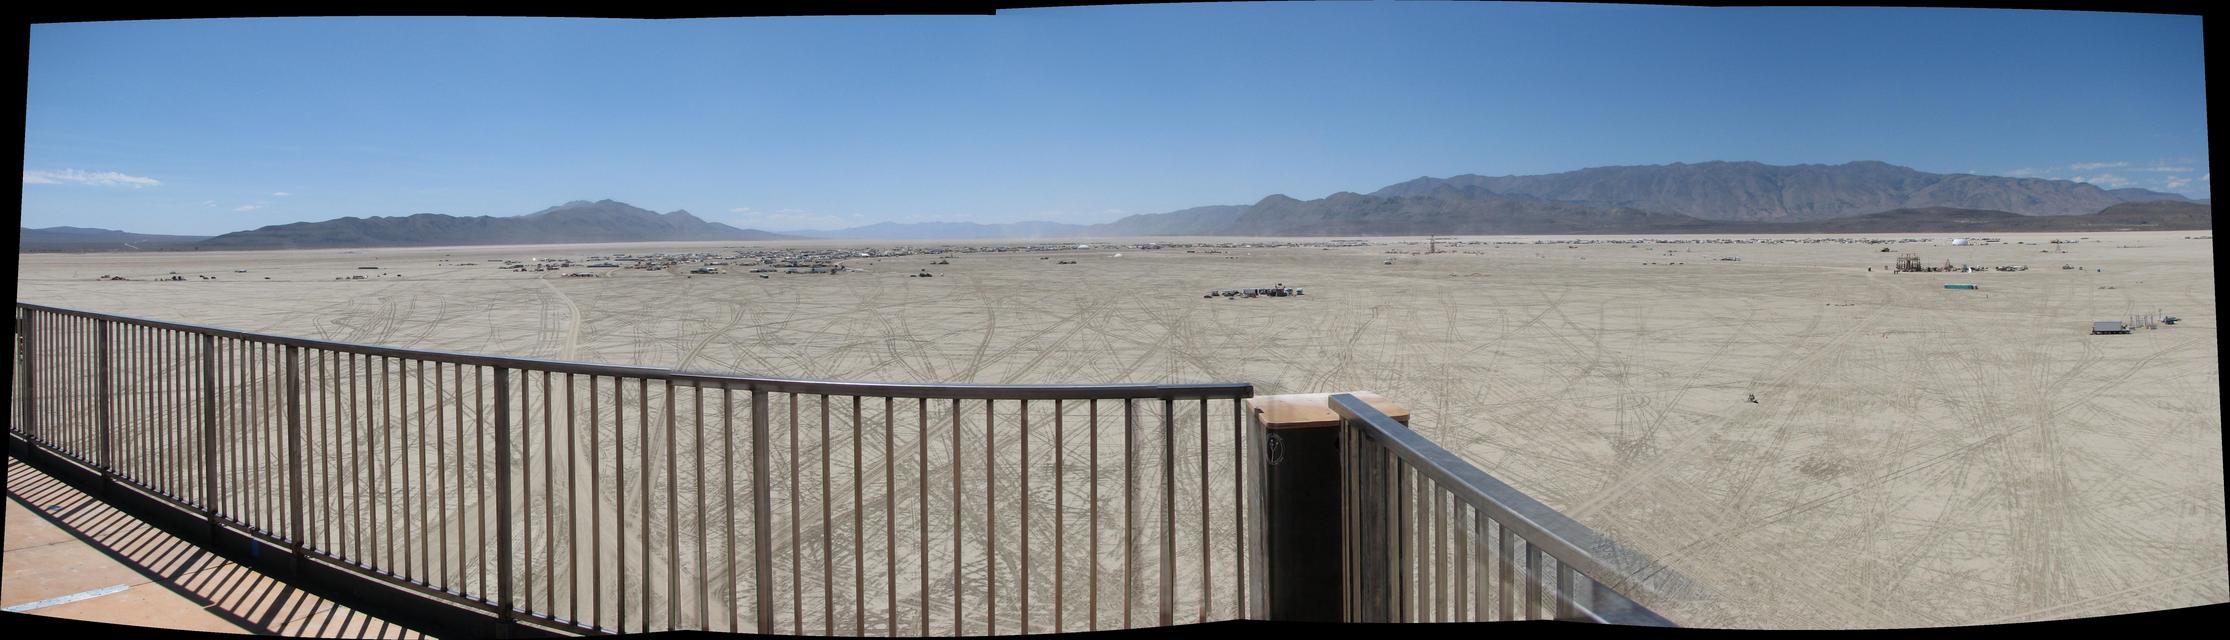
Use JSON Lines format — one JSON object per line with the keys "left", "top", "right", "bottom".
{"left": 17, "top": 303, "right": 1249, "bottom": 399}
{"left": 1329, "top": 393, "right": 1676, "bottom": 626}
{"left": 12, "top": 301, "right": 1257, "bottom": 636}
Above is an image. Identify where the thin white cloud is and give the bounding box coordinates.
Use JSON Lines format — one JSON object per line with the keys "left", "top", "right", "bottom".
{"left": 23, "top": 169, "right": 162, "bottom": 188}
{"left": 2164, "top": 176, "right": 2191, "bottom": 189}
{"left": 2068, "top": 161, "right": 2128, "bottom": 171}
{"left": 729, "top": 206, "right": 852, "bottom": 229}
{"left": 272, "top": 191, "right": 292, "bottom": 197}
{"left": 235, "top": 204, "right": 264, "bottom": 212}
{"left": 2002, "top": 167, "right": 2046, "bottom": 177}
{"left": 2069, "top": 173, "right": 2132, "bottom": 188}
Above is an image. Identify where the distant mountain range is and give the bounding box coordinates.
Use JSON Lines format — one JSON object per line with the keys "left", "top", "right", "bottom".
{"left": 1078, "top": 161, "right": 2205, "bottom": 236}
{"left": 194, "top": 200, "right": 796, "bottom": 250}
{"left": 21, "top": 162, "right": 2210, "bottom": 249}
{"left": 787, "top": 220, "right": 1089, "bottom": 240}
{"left": 18, "top": 226, "right": 212, "bottom": 252}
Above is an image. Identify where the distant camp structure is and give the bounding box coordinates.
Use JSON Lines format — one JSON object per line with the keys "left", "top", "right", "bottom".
{"left": 1206, "top": 285, "right": 1304, "bottom": 299}
{"left": 2092, "top": 321, "right": 2131, "bottom": 335}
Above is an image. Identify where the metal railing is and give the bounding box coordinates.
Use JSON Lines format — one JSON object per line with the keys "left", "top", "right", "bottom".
{"left": 10, "top": 302, "right": 1257, "bottom": 636}
{"left": 1328, "top": 393, "right": 1675, "bottom": 625}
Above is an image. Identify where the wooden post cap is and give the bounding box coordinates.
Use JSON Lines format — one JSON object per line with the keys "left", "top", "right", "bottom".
{"left": 1248, "top": 392, "right": 1409, "bottom": 429}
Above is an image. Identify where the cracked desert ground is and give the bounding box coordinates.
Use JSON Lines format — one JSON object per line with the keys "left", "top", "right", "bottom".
{"left": 14, "top": 231, "right": 2223, "bottom": 629}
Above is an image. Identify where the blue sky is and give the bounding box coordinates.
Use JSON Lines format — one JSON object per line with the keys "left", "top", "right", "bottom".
{"left": 21, "top": 5, "right": 2209, "bottom": 235}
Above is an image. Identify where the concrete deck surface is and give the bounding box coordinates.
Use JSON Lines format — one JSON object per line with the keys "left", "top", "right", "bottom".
{"left": 4, "top": 457, "right": 427, "bottom": 637}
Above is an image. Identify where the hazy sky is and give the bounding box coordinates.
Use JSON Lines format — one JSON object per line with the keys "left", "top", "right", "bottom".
{"left": 21, "top": 5, "right": 2210, "bottom": 235}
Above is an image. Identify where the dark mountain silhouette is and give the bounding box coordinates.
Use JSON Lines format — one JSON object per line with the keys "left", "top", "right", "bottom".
{"left": 19, "top": 226, "right": 212, "bottom": 252}
{"left": 1362, "top": 161, "right": 2191, "bottom": 222}
{"left": 796, "top": 220, "right": 1088, "bottom": 240}
{"left": 1085, "top": 161, "right": 2207, "bottom": 235}
{"left": 196, "top": 199, "right": 797, "bottom": 250}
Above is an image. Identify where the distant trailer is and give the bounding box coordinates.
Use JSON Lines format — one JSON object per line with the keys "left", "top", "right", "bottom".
{"left": 2092, "top": 321, "right": 2130, "bottom": 335}
{"left": 1943, "top": 283, "right": 1978, "bottom": 290}
{"left": 357, "top": 266, "right": 381, "bottom": 269}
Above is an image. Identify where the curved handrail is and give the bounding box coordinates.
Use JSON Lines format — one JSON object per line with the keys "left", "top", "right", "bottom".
{"left": 15, "top": 302, "right": 1254, "bottom": 400}
{"left": 1329, "top": 393, "right": 1678, "bottom": 626}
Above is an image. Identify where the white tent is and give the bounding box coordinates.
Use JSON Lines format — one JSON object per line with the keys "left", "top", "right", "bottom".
{"left": 1951, "top": 238, "right": 1970, "bottom": 246}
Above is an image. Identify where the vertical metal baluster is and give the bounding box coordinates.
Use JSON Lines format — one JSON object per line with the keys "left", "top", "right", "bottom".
{"left": 791, "top": 393, "right": 803, "bottom": 634}
{"left": 1435, "top": 486, "right": 1446, "bottom": 621}
{"left": 350, "top": 353, "right": 364, "bottom": 564}
{"left": 617, "top": 376, "right": 628, "bottom": 632}
{"left": 823, "top": 394, "right": 834, "bottom": 636}
{"left": 951, "top": 398, "right": 962, "bottom": 636}
{"left": 986, "top": 399, "right": 997, "bottom": 636}
{"left": 754, "top": 388, "right": 775, "bottom": 635}
{"left": 443, "top": 363, "right": 456, "bottom": 594}
{"left": 392, "top": 359, "right": 405, "bottom": 584}
{"left": 1340, "top": 421, "right": 1353, "bottom": 621}
{"left": 590, "top": 375, "right": 602, "bottom": 629}
{"left": 1088, "top": 399, "right": 1099, "bottom": 631}
{"left": 1233, "top": 396, "right": 1246, "bottom": 620}
{"left": 547, "top": 372, "right": 557, "bottom": 621}
{"left": 1555, "top": 559, "right": 1574, "bottom": 620}
{"left": 1396, "top": 462, "right": 1410, "bottom": 623}
{"left": 1158, "top": 397, "right": 1173, "bottom": 628}
{"left": 1526, "top": 545, "right": 1543, "bottom": 620}
{"left": 568, "top": 373, "right": 579, "bottom": 626}
{"left": 1497, "top": 524, "right": 1514, "bottom": 621}
{"left": 420, "top": 361, "right": 431, "bottom": 584}
{"left": 1197, "top": 399, "right": 1210, "bottom": 624}
{"left": 884, "top": 396, "right": 895, "bottom": 638}
{"left": 96, "top": 322, "right": 111, "bottom": 499}
{"left": 1455, "top": 501, "right": 1468, "bottom": 622}
{"left": 201, "top": 334, "right": 218, "bottom": 542}
{"left": 477, "top": 366, "right": 490, "bottom": 599}
{"left": 697, "top": 386, "right": 708, "bottom": 631}
{"left": 1474, "top": 509, "right": 1486, "bottom": 621}
{"left": 1123, "top": 398, "right": 1137, "bottom": 629}
{"left": 1053, "top": 399, "right": 1064, "bottom": 634}
{"left": 385, "top": 357, "right": 396, "bottom": 575}
{"left": 641, "top": 377, "right": 652, "bottom": 634}
{"left": 667, "top": 380, "right": 678, "bottom": 631}
{"left": 495, "top": 368, "right": 515, "bottom": 623}
{"left": 16, "top": 311, "right": 30, "bottom": 455}
{"left": 286, "top": 346, "right": 305, "bottom": 574}
{"left": 724, "top": 388, "right": 737, "bottom": 634}
{"left": 1019, "top": 399, "right": 1030, "bottom": 635}
{"left": 918, "top": 398, "right": 928, "bottom": 636}
{"left": 852, "top": 396, "right": 864, "bottom": 636}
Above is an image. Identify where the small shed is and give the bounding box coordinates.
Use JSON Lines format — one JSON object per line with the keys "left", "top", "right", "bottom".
{"left": 2091, "top": 321, "right": 2130, "bottom": 335}
{"left": 1944, "top": 283, "right": 1978, "bottom": 290}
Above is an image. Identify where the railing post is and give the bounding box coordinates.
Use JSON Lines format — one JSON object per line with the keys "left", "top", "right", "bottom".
{"left": 201, "top": 333, "right": 221, "bottom": 543}
{"left": 21, "top": 309, "right": 36, "bottom": 448}
{"left": 97, "top": 320, "right": 113, "bottom": 496}
{"left": 493, "top": 367, "right": 515, "bottom": 628}
{"left": 751, "top": 388, "right": 774, "bottom": 634}
{"left": 1247, "top": 392, "right": 1408, "bottom": 623}
{"left": 286, "top": 345, "right": 307, "bottom": 575}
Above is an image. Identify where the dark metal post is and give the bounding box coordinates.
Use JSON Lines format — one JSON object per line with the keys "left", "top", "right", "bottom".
{"left": 202, "top": 334, "right": 221, "bottom": 543}
{"left": 286, "top": 346, "right": 307, "bottom": 575}
{"left": 493, "top": 367, "right": 515, "bottom": 627}
{"left": 97, "top": 320, "right": 113, "bottom": 494}
{"left": 1251, "top": 392, "right": 1408, "bottom": 623}
{"left": 751, "top": 388, "right": 774, "bottom": 634}
{"left": 21, "top": 310, "right": 36, "bottom": 448}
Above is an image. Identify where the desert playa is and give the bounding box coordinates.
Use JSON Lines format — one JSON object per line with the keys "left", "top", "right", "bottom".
{"left": 13, "top": 231, "right": 2222, "bottom": 629}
